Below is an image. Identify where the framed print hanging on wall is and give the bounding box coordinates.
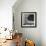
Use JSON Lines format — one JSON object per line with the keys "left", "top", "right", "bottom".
{"left": 21, "top": 12, "right": 37, "bottom": 28}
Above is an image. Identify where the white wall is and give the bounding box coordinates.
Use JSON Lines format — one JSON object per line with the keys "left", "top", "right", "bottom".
{"left": 41, "top": 0, "right": 46, "bottom": 46}
{"left": 0, "top": 0, "right": 16, "bottom": 30}
{"left": 13, "top": 0, "right": 41, "bottom": 46}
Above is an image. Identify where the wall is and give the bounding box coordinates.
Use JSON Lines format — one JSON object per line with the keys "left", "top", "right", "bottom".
{"left": 41, "top": 0, "right": 46, "bottom": 46}
{"left": 0, "top": 0, "right": 16, "bottom": 30}
{"left": 13, "top": 0, "right": 41, "bottom": 46}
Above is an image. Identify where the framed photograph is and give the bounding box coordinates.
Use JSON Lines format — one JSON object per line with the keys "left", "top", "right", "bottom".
{"left": 21, "top": 12, "right": 37, "bottom": 28}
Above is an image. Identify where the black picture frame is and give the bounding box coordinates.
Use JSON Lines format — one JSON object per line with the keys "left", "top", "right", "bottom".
{"left": 21, "top": 12, "right": 37, "bottom": 28}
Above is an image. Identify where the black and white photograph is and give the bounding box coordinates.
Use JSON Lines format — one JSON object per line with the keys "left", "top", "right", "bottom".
{"left": 21, "top": 12, "right": 37, "bottom": 28}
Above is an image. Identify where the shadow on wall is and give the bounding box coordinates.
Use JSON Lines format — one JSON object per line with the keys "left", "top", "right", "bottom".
{"left": 12, "top": 0, "right": 24, "bottom": 11}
